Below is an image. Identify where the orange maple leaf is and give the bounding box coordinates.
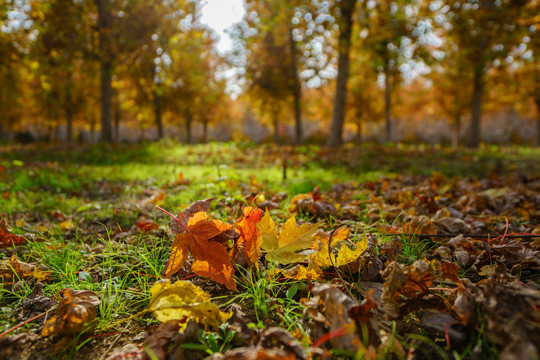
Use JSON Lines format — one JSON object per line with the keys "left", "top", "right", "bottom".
{"left": 235, "top": 206, "right": 264, "bottom": 268}
{"left": 160, "top": 201, "right": 239, "bottom": 291}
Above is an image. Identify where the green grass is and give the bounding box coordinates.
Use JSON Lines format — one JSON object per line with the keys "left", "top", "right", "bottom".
{"left": 1, "top": 141, "right": 538, "bottom": 359}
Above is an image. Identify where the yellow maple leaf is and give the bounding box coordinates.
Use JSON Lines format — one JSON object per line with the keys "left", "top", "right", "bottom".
{"left": 311, "top": 236, "right": 369, "bottom": 268}
{"left": 312, "top": 227, "right": 350, "bottom": 249}
{"left": 276, "top": 263, "right": 325, "bottom": 281}
{"left": 258, "top": 210, "right": 318, "bottom": 265}
{"left": 148, "top": 280, "right": 231, "bottom": 331}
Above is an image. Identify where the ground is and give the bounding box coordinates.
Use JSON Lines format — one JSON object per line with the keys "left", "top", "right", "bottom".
{"left": 0, "top": 141, "right": 539, "bottom": 360}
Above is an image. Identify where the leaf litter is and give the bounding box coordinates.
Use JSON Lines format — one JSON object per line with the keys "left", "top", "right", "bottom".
{"left": 0, "top": 144, "right": 539, "bottom": 360}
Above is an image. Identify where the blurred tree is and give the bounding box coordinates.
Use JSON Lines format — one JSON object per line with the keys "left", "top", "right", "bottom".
{"left": 165, "top": 23, "right": 223, "bottom": 144}
{"left": 347, "top": 51, "right": 383, "bottom": 145}
{"left": 428, "top": 51, "right": 472, "bottom": 147}
{"left": 0, "top": 32, "right": 21, "bottom": 138}
{"left": 235, "top": 0, "right": 328, "bottom": 144}
{"left": 327, "top": 0, "right": 356, "bottom": 147}
{"left": 361, "top": 0, "right": 424, "bottom": 143}
{"left": 29, "top": 0, "right": 92, "bottom": 142}
{"left": 518, "top": 1, "right": 540, "bottom": 146}
{"left": 431, "top": 0, "right": 527, "bottom": 148}
{"left": 0, "top": 1, "right": 26, "bottom": 138}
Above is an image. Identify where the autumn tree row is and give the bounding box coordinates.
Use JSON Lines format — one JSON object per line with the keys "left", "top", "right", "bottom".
{"left": 1, "top": 0, "right": 228, "bottom": 143}
{"left": 235, "top": 0, "right": 539, "bottom": 147}
{"left": 0, "top": 0, "right": 539, "bottom": 147}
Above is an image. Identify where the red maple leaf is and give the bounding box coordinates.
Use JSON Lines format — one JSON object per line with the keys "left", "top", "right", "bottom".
{"left": 159, "top": 200, "right": 239, "bottom": 291}
{"left": 235, "top": 206, "right": 264, "bottom": 268}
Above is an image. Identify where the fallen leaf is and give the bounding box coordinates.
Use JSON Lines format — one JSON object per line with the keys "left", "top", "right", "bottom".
{"left": 259, "top": 211, "right": 318, "bottom": 265}
{"left": 60, "top": 220, "right": 74, "bottom": 231}
{"left": 302, "top": 284, "right": 362, "bottom": 353}
{"left": 311, "top": 236, "right": 368, "bottom": 269}
{"left": 147, "top": 280, "right": 231, "bottom": 331}
{"left": 143, "top": 320, "right": 180, "bottom": 360}
{"left": 215, "top": 347, "right": 297, "bottom": 360}
{"left": 0, "top": 218, "right": 26, "bottom": 247}
{"left": 41, "top": 289, "right": 100, "bottom": 336}
{"left": 276, "top": 263, "right": 324, "bottom": 281}
{"left": 164, "top": 202, "right": 239, "bottom": 290}
{"left": 0, "top": 255, "right": 50, "bottom": 285}
{"left": 235, "top": 206, "right": 264, "bottom": 268}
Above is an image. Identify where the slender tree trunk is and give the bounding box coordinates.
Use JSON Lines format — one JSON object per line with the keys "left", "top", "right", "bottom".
{"left": 113, "top": 91, "right": 120, "bottom": 142}
{"left": 452, "top": 114, "right": 461, "bottom": 148}
{"left": 154, "top": 91, "right": 163, "bottom": 140}
{"left": 95, "top": 0, "right": 113, "bottom": 142}
{"left": 469, "top": 66, "right": 484, "bottom": 148}
{"left": 53, "top": 101, "right": 59, "bottom": 142}
{"left": 327, "top": 0, "right": 356, "bottom": 147}
{"left": 355, "top": 118, "right": 362, "bottom": 146}
{"left": 90, "top": 118, "right": 96, "bottom": 144}
{"left": 535, "top": 67, "right": 540, "bottom": 147}
{"left": 66, "top": 91, "right": 73, "bottom": 142}
{"left": 272, "top": 105, "right": 280, "bottom": 145}
{"left": 288, "top": 24, "right": 302, "bottom": 145}
{"left": 185, "top": 110, "right": 192, "bottom": 144}
{"left": 202, "top": 118, "right": 208, "bottom": 143}
{"left": 534, "top": 98, "right": 540, "bottom": 147}
{"left": 384, "top": 65, "right": 392, "bottom": 143}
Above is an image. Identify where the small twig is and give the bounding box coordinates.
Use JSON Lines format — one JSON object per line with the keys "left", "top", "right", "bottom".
{"left": 328, "top": 224, "right": 359, "bottom": 302}
{"left": 99, "top": 309, "right": 149, "bottom": 333}
{"left": 99, "top": 333, "right": 123, "bottom": 360}
{"left": 376, "top": 232, "right": 538, "bottom": 239}
{"left": 0, "top": 310, "right": 49, "bottom": 339}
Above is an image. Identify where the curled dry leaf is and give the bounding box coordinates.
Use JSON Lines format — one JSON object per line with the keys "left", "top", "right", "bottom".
{"left": 41, "top": 289, "right": 100, "bottom": 336}
{"left": 302, "top": 284, "right": 362, "bottom": 353}
{"left": 142, "top": 320, "right": 180, "bottom": 360}
{"left": 148, "top": 279, "right": 231, "bottom": 331}
{"left": 380, "top": 260, "right": 434, "bottom": 318}
{"left": 212, "top": 347, "right": 297, "bottom": 360}
{"left": 258, "top": 210, "right": 318, "bottom": 265}
{"left": 0, "top": 255, "right": 51, "bottom": 285}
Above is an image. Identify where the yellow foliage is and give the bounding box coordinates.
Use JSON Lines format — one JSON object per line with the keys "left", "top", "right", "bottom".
{"left": 311, "top": 236, "right": 369, "bottom": 268}
{"left": 258, "top": 211, "right": 318, "bottom": 265}
{"left": 148, "top": 280, "right": 231, "bottom": 331}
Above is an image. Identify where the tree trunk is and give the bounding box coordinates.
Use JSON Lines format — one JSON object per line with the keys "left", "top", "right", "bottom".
{"left": 185, "top": 110, "right": 192, "bottom": 144}
{"left": 288, "top": 24, "right": 302, "bottom": 145}
{"left": 384, "top": 65, "right": 392, "bottom": 143}
{"left": 327, "top": 0, "right": 356, "bottom": 147}
{"left": 535, "top": 66, "right": 540, "bottom": 147}
{"left": 202, "top": 118, "right": 208, "bottom": 143}
{"left": 272, "top": 105, "right": 280, "bottom": 145}
{"left": 90, "top": 118, "right": 96, "bottom": 144}
{"left": 66, "top": 91, "right": 73, "bottom": 142}
{"left": 452, "top": 113, "right": 461, "bottom": 148}
{"left": 154, "top": 90, "right": 163, "bottom": 140}
{"left": 113, "top": 91, "right": 120, "bottom": 142}
{"left": 468, "top": 66, "right": 484, "bottom": 148}
{"left": 355, "top": 117, "right": 362, "bottom": 146}
{"left": 534, "top": 98, "right": 540, "bottom": 147}
{"left": 95, "top": 0, "right": 113, "bottom": 142}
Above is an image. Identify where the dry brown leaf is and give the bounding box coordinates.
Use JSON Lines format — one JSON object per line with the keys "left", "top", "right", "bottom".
{"left": 41, "top": 289, "right": 100, "bottom": 336}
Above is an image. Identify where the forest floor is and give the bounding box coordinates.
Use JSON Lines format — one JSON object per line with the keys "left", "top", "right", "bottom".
{"left": 0, "top": 141, "right": 539, "bottom": 360}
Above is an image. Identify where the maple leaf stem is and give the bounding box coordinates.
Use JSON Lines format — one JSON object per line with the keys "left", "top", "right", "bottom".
{"left": 156, "top": 205, "right": 191, "bottom": 233}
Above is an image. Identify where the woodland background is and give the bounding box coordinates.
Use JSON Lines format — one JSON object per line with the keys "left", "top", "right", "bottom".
{"left": 0, "top": 0, "right": 539, "bottom": 148}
